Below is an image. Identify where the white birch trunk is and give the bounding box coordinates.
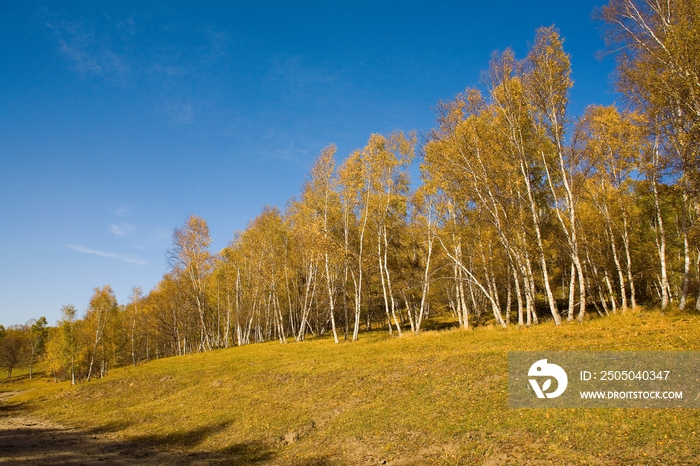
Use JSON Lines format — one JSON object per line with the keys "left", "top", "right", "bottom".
{"left": 416, "top": 225, "right": 434, "bottom": 333}
{"left": 651, "top": 146, "right": 670, "bottom": 309}
{"left": 324, "top": 253, "right": 340, "bottom": 343}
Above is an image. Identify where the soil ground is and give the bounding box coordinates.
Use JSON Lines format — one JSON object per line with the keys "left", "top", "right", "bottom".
{"left": 0, "top": 391, "right": 231, "bottom": 465}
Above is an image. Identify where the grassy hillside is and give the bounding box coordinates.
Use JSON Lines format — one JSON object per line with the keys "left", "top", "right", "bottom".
{"left": 3, "top": 310, "right": 700, "bottom": 465}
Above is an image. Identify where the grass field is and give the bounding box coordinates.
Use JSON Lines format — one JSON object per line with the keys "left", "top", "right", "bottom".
{"left": 2, "top": 309, "right": 700, "bottom": 465}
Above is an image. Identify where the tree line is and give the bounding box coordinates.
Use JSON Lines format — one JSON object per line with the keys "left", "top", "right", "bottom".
{"left": 3, "top": 0, "right": 698, "bottom": 383}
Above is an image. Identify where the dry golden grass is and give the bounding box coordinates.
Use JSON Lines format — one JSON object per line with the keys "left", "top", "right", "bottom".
{"left": 2, "top": 308, "right": 700, "bottom": 465}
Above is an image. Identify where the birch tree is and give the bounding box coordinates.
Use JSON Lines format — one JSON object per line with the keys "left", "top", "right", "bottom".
{"left": 364, "top": 132, "right": 415, "bottom": 336}
{"left": 578, "top": 105, "right": 644, "bottom": 311}
{"left": 409, "top": 184, "right": 439, "bottom": 333}
{"left": 85, "top": 285, "right": 118, "bottom": 381}
{"left": 304, "top": 145, "right": 343, "bottom": 343}
{"left": 170, "top": 215, "right": 214, "bottom": 351}
{"left": 57, "top": 304, "right": 79, "bottom": 385}
{"left": 338, "top": 148, "right": 371, "bottom": 341}
{"left": 600, "top": 0, "right": 700, "bottom": 196}
{"left": 27, "top": 316, "right": 48, "bottom": 378}
{"left": 489, "top": 50, "right": 563, "bottom": 324}
{"left": 524, "top": 27, "right": 587, "bottom": 322}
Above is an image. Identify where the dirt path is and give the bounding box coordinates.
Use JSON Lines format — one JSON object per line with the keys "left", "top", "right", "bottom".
{"left": 0, "top": 392, "right": 232, "bottom": 465}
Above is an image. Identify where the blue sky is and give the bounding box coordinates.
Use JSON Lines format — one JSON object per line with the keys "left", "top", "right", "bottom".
{"left": 0, "top": 1, "right": 617, "bottom": 326}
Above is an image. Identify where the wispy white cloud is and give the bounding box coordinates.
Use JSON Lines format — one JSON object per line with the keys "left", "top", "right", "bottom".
{"left": 151, "top": 63, "right": 187, "bottom": 77}
{"left": 115, "top": 206, "right": 128, "bottom": 217}
{"left": 43, "top": 12, "right": 234, "bottom": 129}
{"left": 108, "top": 222, "right": 135, "bottom": 237}
{"left": 165, "top": 101, "right": 194, "bottom": 125}
{"left": 115, "top": 16, "right": 137, "bottom": 36}
{"left": 266, "top": 56, "right": 337, "bottom": 101}
{"left": 65, "top": 244, "right": 147, "bottom": 265}
{"left": 45, "top": 19, "right": 130, "bottom": 77}
{"left": 154, "top": 230, "right": 171, "bottom": 241}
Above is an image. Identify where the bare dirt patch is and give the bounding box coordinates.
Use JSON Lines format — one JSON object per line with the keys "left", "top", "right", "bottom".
{"left": 0, "top": 397, "right": 234, "bottom": 465}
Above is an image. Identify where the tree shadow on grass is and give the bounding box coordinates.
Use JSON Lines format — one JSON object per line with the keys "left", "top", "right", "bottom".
{"left": 0, "top": 400, "right": 341, "bottom": 465}
{"left": 420, "top": 318, "right": 460, "bottom": 331}
{"left": 131, "top": 420, "right": 233, "bottom": 449}
{"left": 0, "top": 401, "right": 279, "bottom": 465}
{"left": 219, "top": 441, "right": 277, "bottom": 464}
{"left": 0, "top": 401, "right": 24, "bottom": 416}
{"left": 123, "top": 421, "right": 284, "bottom": 464}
